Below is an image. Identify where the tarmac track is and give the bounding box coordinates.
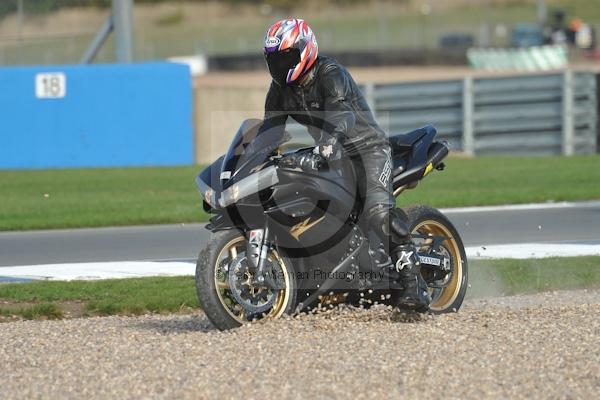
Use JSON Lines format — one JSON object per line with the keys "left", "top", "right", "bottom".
{"left": 1, "top": 201, "right": 599, "bottom": 267}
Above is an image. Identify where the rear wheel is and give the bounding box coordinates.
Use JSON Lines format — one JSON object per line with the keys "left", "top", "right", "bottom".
{"left": 195, "top": 229, "right": 297, "bottom": 330}
{"left": 404, "top": 205, "right": 468, "bottom": 313}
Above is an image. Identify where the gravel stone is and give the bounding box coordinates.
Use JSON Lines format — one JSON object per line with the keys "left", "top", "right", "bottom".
{"left": 1, "top": 289, "right": 599, "bottom": 399}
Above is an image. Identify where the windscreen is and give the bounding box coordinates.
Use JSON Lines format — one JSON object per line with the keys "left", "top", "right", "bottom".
{"left": 221, "top": 119, "right": 289, "bottom": 185}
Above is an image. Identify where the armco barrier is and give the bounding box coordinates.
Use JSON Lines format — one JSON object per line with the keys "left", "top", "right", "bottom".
{"left": 368, "top": 71, "right": 597, "bottom": 156}
{"left": 0, "top": 62, "right": 192, "bottom": 169}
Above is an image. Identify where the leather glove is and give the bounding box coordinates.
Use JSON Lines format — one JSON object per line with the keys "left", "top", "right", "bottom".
{"left": 314, "top": 137, "right": 341, "bottom": 160}
{"left": 298, "top": 152, "right": 325, "bottom": 171}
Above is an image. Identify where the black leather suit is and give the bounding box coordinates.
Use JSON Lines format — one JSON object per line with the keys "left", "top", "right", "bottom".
{"left": 258, "top": 55, "right": 412, "bottom": 249}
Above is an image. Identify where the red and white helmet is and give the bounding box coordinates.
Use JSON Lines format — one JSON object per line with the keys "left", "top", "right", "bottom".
{"left": 263, "top": 19, "right": 318, "bottom": 86}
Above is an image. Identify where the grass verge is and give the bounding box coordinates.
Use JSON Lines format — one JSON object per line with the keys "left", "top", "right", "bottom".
{"left": 0, "top": 276, "right": 198, "bottom": 321}
{"left": 0, "top": 303, "right": 63, "bottom": 320}
{"left": 397, "top": 155, "right": 600, "bottom": 208}
{"left": 1, "top": 256, "right": 599, "bottom": 321}
{"left": 467, "top": 256, "right": 600, "bottom": 298}
{"left": 1, "top": 155, "right": 599, "bottom": 231}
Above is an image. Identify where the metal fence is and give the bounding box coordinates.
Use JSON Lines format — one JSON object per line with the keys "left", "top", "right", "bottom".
{"left": 372, "top": 71, "right": 598, "bottom": 156}
{"left": 288, "top": 71, "right": 598, "bottom": 156}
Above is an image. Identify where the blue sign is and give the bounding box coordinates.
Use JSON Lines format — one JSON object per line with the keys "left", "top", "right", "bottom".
{"left": 0, "top": 62, "right": 193, "bottom": 169}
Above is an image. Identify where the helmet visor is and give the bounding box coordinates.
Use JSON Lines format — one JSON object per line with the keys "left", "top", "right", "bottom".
{"left": 265, "top": 48, "right": 301, "bottom": 85}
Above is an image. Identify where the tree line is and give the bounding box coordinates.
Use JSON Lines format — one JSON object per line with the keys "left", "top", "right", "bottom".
{"left": 0, "top": 0, "right": 364, "bottom": 19}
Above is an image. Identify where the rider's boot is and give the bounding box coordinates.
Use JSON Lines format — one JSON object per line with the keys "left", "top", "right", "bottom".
{"left": 394, "top": 244, "right": 431, "bottom": 311}
{"left": 369, "top": 245, "right": 393, "bottom": 269}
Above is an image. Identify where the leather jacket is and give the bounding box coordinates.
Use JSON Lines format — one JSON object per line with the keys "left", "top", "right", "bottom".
{"left": 258, "top": 56, "right": 389, "bottom": 155}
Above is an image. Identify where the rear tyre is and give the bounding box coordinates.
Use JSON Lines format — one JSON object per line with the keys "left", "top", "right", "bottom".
{"left": 195, "top": 229, "right": 298, "bottom": 330}
{"left": 402, "top": 205, "right": 468, "bottom": 314}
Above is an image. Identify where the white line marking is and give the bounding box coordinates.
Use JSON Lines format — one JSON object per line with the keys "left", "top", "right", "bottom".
{"left": 2, "top": 242, "right": 600, "bottom": 282}
{"left": 440, "top": 200, "right": 600, "bottom": 214}
{"left": 466, "top": 243, "right": 600, "bottom": 259}
{"left": 0, "top": 261, "right": 195, "bottom": 281}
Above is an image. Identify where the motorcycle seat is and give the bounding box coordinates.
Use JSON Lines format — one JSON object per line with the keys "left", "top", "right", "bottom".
{"left": 388, "top": 125, "right": 434, "bottom": 153}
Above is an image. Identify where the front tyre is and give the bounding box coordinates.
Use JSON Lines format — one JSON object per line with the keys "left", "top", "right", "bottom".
{"left": 405, "top": 205, "right": 468, "bottom": 314}
{"left": 196, "top": 229, "right": 297, "bottom": 330}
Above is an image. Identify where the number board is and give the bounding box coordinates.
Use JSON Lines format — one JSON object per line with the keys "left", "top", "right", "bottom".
{"left": 35, "top": 72, "right": 67, "bottom": 99}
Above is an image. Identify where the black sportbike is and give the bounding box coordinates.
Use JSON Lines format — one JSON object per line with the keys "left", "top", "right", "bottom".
{"left": 195, "top": 119, "right": 468, "bottom": 330}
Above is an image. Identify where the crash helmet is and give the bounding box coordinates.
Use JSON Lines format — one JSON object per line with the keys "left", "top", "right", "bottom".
{"left": 263, "top": 18, "right": 318, "bottom": 86}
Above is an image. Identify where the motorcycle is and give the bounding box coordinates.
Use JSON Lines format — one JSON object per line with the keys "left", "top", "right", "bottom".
{"left": 195, "top": 119, "right": 468, "bottom": 330}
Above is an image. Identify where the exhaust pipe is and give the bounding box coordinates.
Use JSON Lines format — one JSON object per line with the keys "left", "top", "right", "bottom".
{"left": 427, "top": 140, "right": 449, "bottom": 170}
{"left": 393, "top": 141, "right": 450, "bottom": 196}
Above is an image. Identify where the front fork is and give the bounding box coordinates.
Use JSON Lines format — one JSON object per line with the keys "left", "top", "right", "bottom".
{"left": 246, "top": 226, "right": 280, "bottom": 290}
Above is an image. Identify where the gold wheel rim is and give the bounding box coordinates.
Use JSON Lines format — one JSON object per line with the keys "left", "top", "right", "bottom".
{"left": 214, "top": 236, "right": 291, "bottom": 323}
{"left": 412, "top": 220, "right": 463, "bottom": 311}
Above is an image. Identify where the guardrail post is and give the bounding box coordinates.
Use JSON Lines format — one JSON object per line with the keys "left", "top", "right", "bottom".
{"left": 596, "top": 73, "right": 600, "bottom": 154}
{"left": 462, "top": 76, "right": 475, "bottom": 155}
{"left": 562, "top": 69, "right": 575, "bottom": 156}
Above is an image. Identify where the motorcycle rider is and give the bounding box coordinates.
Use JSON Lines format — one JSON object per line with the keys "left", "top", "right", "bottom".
{"left": 256, "top": 19, "right": 430, "bottom": 310}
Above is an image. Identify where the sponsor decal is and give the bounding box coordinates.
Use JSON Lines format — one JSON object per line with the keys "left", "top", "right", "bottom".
{"left": 249, "top": 229, "right": 263, "bottom": 244}
{"left": 220, "top": 171, "right": 231, "bottom": 180}
{"left": 290, "top": 216, "right": 325, "bottom": 240}
{"left": 423, "top": 162, "right": 434, "bottom": 177}
{"left": 379, "top": 157, "right": 392, "bottom": 187}
{"left": 265, "top": 36, "right": 281, "bottom": 48}
{"left": 310, "top": 101, "right": 320, "bottom": 109}
{"left": 395, "top": 250, "right": 414, "bottom": 271}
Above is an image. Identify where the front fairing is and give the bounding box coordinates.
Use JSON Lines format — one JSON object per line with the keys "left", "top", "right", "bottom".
{"left": 196, "top": 119, "right": 290, "bottom": 210}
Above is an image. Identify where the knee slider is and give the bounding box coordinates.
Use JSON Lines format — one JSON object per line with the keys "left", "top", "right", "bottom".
{"left": 366, "top": 205, "right": 389, "bottom": 239}
{"left": 365, "top": 205, "right": 411, "bottom": 242}
{"left": 386, "top": 208, "right": 411, "bottom": 245}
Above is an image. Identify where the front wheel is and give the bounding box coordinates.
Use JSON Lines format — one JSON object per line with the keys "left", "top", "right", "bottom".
{"left": 405, "top": 205, "right": 468, "bottom": 313}
{"left": 195, "top": 229, "right": 298, "bottom": 330}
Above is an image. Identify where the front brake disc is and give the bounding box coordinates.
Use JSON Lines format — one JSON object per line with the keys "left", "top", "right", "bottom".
{"left": 227, "top": 255, "right": 277, "bottom": 315}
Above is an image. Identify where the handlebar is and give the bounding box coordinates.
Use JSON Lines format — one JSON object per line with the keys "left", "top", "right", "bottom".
{"left": 278, "top": 150, "right": 325, "bottom": 171}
